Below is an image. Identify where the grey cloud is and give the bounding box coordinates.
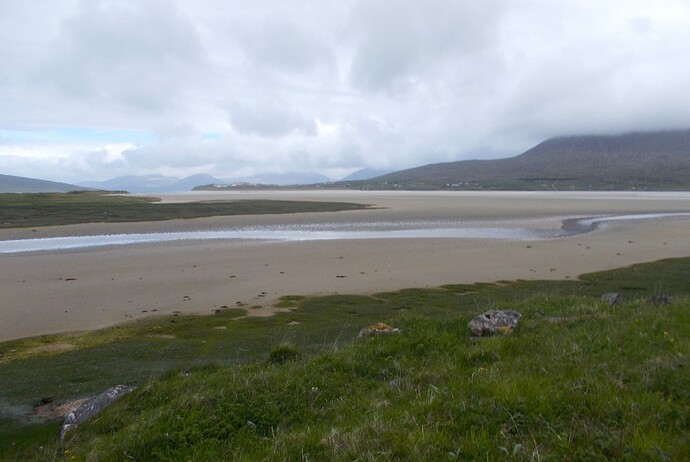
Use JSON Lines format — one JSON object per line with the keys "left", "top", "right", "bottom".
{"left": 347, "top": 0, "right": 504, "bottom": 92}
{"left": 122, "top": 142, "right": 223, "bottom": 169}
{"left": 2, "top": 0, "right": 690, "bottom": 183}
{"left": 226, "top": 99, "right": 317, "bottom": 138}
{"left": 64, "top": 149, "right": 129, "bottom": 173}
{"left": 234, "top": 14, "right": 332, "bottom": 73}
{"left": 0, "top": 149, "right": 128, "bottom": 184}
{"left": 153, "top": 123, "right": 198, "bottom": 142}
{"left": 41, "top": 0, "right": 206, "bottom": 111}
{"left": 491, "top": 2, "right": 690, "bottom": 144}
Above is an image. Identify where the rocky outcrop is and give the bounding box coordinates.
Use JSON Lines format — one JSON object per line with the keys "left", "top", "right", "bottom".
{"left": 60, "top": 385, "right": 135, "bottom": 440}
{"left": 358, "top": 323, "right": 401, "bottom": 338}
{"left": 468, "top": 310, "right": 521, "bottom": 336}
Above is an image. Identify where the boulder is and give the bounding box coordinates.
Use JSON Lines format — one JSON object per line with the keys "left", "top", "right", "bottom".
{"left": 601, "top": 293, "right": 626, "bottom": 305}
{"left": 651, "top": 293, "right": 671, "bottom": 305}
{"left": 358, "top": 323, "right": 401, "bottom": 338}
{"left": 60, "top": 385, "right": 135, "bottom": 440}
{"left": 468, "top": 310, "right": 521, "bottom": 337}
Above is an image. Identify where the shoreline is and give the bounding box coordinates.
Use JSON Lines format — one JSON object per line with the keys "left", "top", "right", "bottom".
{"left": 2, "top": 191, "right": 689, "bottom": 341}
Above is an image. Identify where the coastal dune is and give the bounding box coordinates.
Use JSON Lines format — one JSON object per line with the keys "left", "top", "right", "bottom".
{"left": 1, "top": 191, "right": 689, "bottom": 341}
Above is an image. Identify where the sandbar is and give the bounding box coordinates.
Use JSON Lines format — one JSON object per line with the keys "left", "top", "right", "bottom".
{"left": 1, "top": 190, "right": 689, "bottom": 341}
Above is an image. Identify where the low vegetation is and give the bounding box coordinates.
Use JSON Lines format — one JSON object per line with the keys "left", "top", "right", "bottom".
{"left": 0, "top": 192, "right": 370, "bottom": 229}
{"left": 1, "top": 258, "right": 688, "bottom": 460}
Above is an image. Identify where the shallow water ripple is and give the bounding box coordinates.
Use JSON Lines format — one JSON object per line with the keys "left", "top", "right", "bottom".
{"left": 1, "top": 213, "right": 688, "bottom": 254}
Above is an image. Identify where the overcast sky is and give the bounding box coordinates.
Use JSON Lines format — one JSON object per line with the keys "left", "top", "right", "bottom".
{"left": 1, "top": 0, "right": 689, "bottom": 183}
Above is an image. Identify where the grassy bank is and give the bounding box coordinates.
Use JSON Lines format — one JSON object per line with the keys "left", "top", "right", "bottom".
{"left": 0, "top": 192, "right": 370, "bottom": 229}
{"left": 1, "top": 258, "right": 688, "bottom": 460}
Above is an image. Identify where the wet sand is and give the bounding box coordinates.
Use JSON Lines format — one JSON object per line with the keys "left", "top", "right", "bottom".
{"left": 1, "top": 191, "right": 689, "bottom": 341}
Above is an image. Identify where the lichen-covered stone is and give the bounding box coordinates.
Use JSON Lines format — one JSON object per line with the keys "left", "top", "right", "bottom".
{"left": 358, "top": 323, "right": 401, "bottom": 338}
{"left": 60, "top": 385, "right": 134, "bottom": 440}
{"left": 601, "top": 293, "right": 626, "bottom": 305}
{"left": 468, "top": 310, "right": 521, "bottom": 337}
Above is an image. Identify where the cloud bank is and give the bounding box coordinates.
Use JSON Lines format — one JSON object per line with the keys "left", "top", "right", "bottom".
{"left": 1, "top": 0, "right": 689, "bottom": 182}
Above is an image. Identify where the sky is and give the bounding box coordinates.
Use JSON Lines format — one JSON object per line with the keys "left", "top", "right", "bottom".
{"left": 1, "top": 0, "right": 690, "bottom": 183}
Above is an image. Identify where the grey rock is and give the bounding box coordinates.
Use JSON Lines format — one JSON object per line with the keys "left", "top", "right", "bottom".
{"left": 468, "top": 310, "right": 521, "bottom": 336}
{"left": 60, "top": 385, "right": 134, "bottom": 440}
{"left": 602, "top": 292, "right": 627, "bottom": 305}
{"left": 388, "top": 378, "right": 403, "bottom": 389}
{"left": 651, "top": 293, "right": 671, "bottom": 305}
{"left": 358, "top": 323, "right": 401, "bottom": 338}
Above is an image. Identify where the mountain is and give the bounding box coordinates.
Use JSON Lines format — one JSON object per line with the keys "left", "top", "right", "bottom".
{"left": 0, "top": 174, "right": 91, "bottom": 193}
{"left": 79, "top": 174, "right": 226, "bottom": 193}
{"left": 79, "top": 174, "right": 179, "bottom": 193}
{"left": 167, "top": 174, "right": 224, "bottom": 191}
{"left": 340, "top": 168, "right": 391, "bottom": 181}
{"left": 358, "top": 130, "right": 690, "bottom": 190}
{"left": 82, "top": 171, "right": 336, "bottom": 192}
{"left": 236, "top": 172, "right": 334, "bottom": 185}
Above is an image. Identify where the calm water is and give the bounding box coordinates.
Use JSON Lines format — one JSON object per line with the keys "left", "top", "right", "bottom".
{"left": 1, "top": 213, "right": 689, "bottom": 254}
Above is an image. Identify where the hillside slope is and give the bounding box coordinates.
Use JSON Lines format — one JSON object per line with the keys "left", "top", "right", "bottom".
{"left": 365, "top": 130, "right": 690, "bottom": 190}
{"left": 4, "top": 259, "right": 688, "bottom": 460}
{"left": 0, "top": 174, "right": 90, "bottom": 193}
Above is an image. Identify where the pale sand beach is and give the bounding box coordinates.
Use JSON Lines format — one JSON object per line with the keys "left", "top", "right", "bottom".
{"left": 1, "top": 191, "right": 689, "bottom": 341}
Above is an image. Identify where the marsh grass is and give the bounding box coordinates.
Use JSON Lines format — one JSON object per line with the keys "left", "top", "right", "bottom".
{"left": 0, "top": 192, "right": 369, "bottom": 228}
{"left": 1, "top": 258, "right": 688, "bottom": 460}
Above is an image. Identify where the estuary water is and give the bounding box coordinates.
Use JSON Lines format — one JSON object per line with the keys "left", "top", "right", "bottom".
{"left": 1, "top": 213, "right": 689, "bottom": 254}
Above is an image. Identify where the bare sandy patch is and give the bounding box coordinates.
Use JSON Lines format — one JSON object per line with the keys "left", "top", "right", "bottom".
{"left": 1, "top": 191, "right": 689, "bottom": 341}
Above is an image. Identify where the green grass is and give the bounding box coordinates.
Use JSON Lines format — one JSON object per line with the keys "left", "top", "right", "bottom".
{"left": 0, "top": 192, "right": 370, "bottom": 228}
{"left": 1, "top": 258, "right": 688, "bottom": 460}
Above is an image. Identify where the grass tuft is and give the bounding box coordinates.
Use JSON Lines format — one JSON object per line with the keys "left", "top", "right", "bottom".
{"left": 267, "top": 344, "right": 303, "bottom": 365}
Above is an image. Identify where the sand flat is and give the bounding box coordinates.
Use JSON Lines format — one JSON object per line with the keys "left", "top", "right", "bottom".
{"left": 1, "top": 191, "right": 689, "bottom": 341}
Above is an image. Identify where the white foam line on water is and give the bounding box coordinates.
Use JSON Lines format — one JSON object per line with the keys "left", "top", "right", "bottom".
{"left": 1, "top": 212, "right": 688, "bottom": 254}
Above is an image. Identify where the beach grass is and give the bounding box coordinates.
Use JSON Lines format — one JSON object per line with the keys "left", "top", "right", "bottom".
{"left": 0, "top": 258, "right": 688, "bottom": 460}
{"left": 0, "top": 192, "right": 370, "bottom": 229}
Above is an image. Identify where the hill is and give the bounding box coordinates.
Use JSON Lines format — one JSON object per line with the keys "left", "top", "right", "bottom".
{"left": 79, "top": 174, "right": 186, "bottom": 193}
{"left": 0, "top": 174, "right": 90, "bottom": 193}
{"left": 241, "top": 171, "right": 333, "bottom": 185}
{"left": 84, "top": 172, "right": 334, "bottom": 192}
{"left": 341, "top": 168, "right": 391, "bottom": 181}
{"left": 357, "top": 130, "right": 690, "bottom": 190}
